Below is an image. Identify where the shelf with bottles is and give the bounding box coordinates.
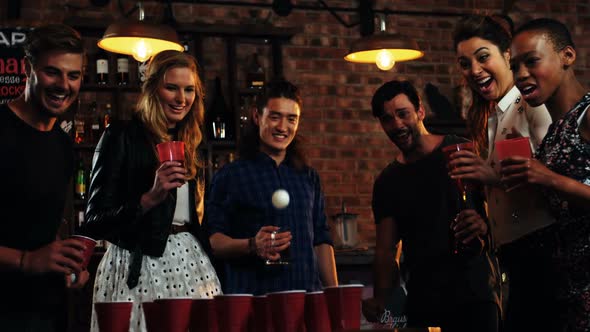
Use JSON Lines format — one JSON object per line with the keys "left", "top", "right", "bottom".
{"left": 81, "top": 84, "right": 141, "bottom": 92}
{"left": 202, "top": 52, "right": 266, "bottom": 143}
{"left": 211, "top": 150, "right": 236, "bottom": 173}
{"left": 72, "top": 155, "right": 109, "bottom": 251}
{"left": 59, "top": 99, "right": 113, "bottom": 148}
{"left": 83, "top": 40, "right": 141, "bottom": 89}
{"left": 73, "top": 153, "right": 90, "bottom": 202}
{"left": 204, "top": 76, "right": 236, "bottom": 146}
{"left": 203, "top": 139, "right": 237, "bottom": 149}
{"left": 201, "top": 144, "right": 237, "bottom": 184}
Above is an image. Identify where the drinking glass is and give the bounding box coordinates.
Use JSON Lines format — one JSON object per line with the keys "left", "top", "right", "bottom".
{"left": 265, "top": 226, "right": 290, "bottom": 265}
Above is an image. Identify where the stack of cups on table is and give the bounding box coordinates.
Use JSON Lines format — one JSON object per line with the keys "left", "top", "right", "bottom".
{"left": 93, "top": 284, "right": 364, "bottom": 332}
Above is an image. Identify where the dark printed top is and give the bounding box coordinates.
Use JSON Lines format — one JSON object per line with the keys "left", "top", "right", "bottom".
{"left": 535, "top": 93, "right": 590, "bottom": 332}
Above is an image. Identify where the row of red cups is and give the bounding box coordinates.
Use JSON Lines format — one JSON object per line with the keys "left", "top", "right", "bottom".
{"left": 94, "top": 284, "right": 363, "bottom": 332}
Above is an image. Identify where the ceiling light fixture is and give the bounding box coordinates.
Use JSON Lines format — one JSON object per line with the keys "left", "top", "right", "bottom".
{"left": 97, "top": 2, "right": 184, "bottom": 62}
{"left": 344, "top": 15, "right": 424, "bottom": 71}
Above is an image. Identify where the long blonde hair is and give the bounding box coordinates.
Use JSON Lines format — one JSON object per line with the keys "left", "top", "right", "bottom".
{"left": 136, "top": 50, "right": 205, "bottom": 180}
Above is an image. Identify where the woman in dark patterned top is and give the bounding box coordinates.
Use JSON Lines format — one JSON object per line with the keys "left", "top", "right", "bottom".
{"left": 504, "top": 18, "right": 590, "bottom": 332}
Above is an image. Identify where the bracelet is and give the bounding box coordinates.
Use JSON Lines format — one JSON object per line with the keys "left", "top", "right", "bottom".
{"left": 248, "top": 237, "right": 256, "bottom": 255}
{"left": 19, "top": 250, "right": 27, "bottom": 272}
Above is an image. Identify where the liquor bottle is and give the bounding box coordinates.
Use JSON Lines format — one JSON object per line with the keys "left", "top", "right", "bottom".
{"left": 96, "top": 49, "right": 109, "bottom": 85}
{"left": 87, "top": 101, "right": 100, "bottom": 144}
{"left": 450, "top": 190, "right": 484, "bottom": 257}
{"left": 75, "top": 159, "right": 86, "bottom": 200}
{"left": 207, "top": 77, "right": 233, "bottom": 140}
{"left": 82, "top": 63, "right": 89, "bottom": 85}
{"left": 74, "top": 106, "right": 85, "bottom": 145}
{"left": 212, "top": 154, "right": 220, "bottom": 172}
{"left": 240, "top": 95, "right": 256, "bottom": 129}
{"left": 103, "top": 103, "right": 112, "bottom": 129}
{"left": 76, "top": 210, "right": 85, "bottom": 228}
{"left": 138, "top": 60, "right": 148, "bottom": 84}
{"left": 116, "top": 55, "right": 129, "bottom": 86}
{"left": 246, "top": 53, "right": 265, "bottom": 89}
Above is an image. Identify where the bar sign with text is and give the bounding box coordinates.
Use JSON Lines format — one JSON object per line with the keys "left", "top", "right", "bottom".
{"left": 0, "top": 27, "right": 30, "bottom": 104}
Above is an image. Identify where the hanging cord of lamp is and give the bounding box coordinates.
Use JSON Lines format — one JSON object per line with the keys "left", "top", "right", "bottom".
{"left": 97, "top": 1, "right": 184, "bottom": 62}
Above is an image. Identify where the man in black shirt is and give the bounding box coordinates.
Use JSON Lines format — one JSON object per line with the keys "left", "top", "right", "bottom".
{"left": 0, "top": 24, "right": 89, "bottom": 331}
{"left": 362, "top": 80, "right": 501, "bottom": 332}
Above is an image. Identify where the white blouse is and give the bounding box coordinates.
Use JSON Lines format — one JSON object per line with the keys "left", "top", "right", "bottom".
{"left": 486, "top": 86, "right": 556, "bottom": 246}
{"left": 172, "top": 182, "right": 190, "bottom": 226}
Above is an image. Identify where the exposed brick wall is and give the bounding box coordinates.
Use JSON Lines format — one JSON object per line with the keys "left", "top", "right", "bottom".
{"left": 5, "top": 0, "right": 590, "bottom": 247}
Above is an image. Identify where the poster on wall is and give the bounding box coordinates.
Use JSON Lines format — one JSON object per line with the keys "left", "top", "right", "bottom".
{"left": 0, "top": 27, "right": 30, "bottom": 104}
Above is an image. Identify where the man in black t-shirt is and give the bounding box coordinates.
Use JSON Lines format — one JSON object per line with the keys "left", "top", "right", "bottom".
{"left": 0, "top": 24, "right": 89, "bottom": 331}
{"left": 362, "top": 80, "right": 501, "bottom": 332}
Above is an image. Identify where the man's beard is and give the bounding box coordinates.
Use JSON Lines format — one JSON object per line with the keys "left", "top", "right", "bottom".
{"left": 390, "top": 128, "right": 420, "bottom": 154}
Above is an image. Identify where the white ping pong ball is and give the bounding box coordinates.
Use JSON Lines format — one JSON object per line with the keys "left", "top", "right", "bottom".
{"left": 272, "top": 189, "right": 290, "bottom": 209}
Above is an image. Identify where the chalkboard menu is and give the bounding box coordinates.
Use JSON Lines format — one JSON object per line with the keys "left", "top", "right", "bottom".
{"left": 0, "top": 27, "right": 31, "bottom": 104}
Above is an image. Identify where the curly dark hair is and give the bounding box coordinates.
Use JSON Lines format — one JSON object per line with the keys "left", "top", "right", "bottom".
{"left": 453, "top": 14, "right": 513, "bottom": 156}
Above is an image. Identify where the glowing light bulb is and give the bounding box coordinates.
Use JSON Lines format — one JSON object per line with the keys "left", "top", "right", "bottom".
{"left": 375, "top": 49, "right": 395, "bottom": 71}
{"left": 132, "top": 39, "right": 153, "bottom": 62}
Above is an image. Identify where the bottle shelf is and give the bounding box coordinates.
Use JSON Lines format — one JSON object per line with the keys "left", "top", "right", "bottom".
{"left": 203, "top": 140, "right": 237, "bottom": 149}
{"left": 81, "top": 84, "right": 140, "bottom": 92}
{"left": 238, "top": 87, "right": 264, "bottom": 95}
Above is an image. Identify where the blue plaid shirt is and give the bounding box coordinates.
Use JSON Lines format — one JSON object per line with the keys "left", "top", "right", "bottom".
{"left": 206, "top": 152, "right": 333, "bottom": 295}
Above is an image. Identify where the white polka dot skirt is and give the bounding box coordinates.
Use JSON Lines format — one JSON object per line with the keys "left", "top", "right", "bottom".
{"left": 90, "top": 232, "right": 222, "bottom": 332}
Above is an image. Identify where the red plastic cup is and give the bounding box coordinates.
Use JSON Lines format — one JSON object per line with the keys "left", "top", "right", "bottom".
{"left": 70, "top": 235, "right": 97, "bottom": 269}
{"left": 495, "top": 137, "right": 532, "bottom": 161}
{"left": 156, "top": 141, "right": 185, "bottom": 164}
{"left": 214, "top": 294, "right": 253, "bottom": 332}
{"left": 305, "top": 291, "right": 331, "bottom": 332}
{"left": 142, "top": 302, "right": 161, "bottom": 332}
{"left": 95, "top": 301, "right": 133, "bottom": 332}
{"left": 324, "top": 284, "right": 364, "bottom": 331}
{"left": 156, "top": 298, "right": 193, "bottom": 332}
{"left": 267, "top": 290, "right": 306, "bottom": 332}
{"left": 190, "top": 298, "right": 218, "bottom": 332}
{"left": 251, "top": 296, "right": 273, "bottom": 332}
{"left": 442, "top": 142, "right": 475, "bottom": 167}
{"left": 442, "top": 142, "right": 476, "bottom": 193}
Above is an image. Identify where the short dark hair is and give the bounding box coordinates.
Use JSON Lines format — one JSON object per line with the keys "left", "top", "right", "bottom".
{"left": 256, "top": 79, "right": 302, "bottom": 111}
{"left": 453, "top": 14, "right": 512, "bottom": 53}
{"left": 515, "top": 18, "right": 575, "bottom": 51}
{"left": 24, "top": 24, "right": 84, "bottom": 66}
{"left": 371, "top": 80, "right": 420, "bottom": 118}
{"left": 239, "top": 79, "right": 308, "bottom": 169}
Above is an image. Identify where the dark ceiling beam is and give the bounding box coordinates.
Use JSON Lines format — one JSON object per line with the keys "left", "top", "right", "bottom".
{"left": 156, "top": 0, "right": 468, "bottom": 19}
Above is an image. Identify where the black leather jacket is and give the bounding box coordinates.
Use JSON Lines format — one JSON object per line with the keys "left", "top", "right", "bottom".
{"left": 80, "top": 117, "right": 211, "bottom": 288}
